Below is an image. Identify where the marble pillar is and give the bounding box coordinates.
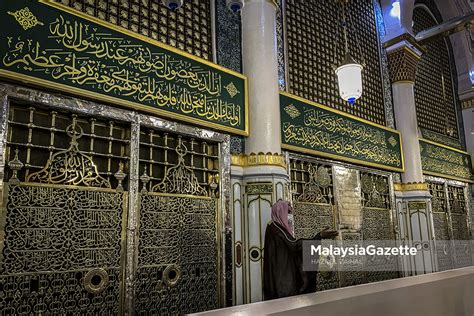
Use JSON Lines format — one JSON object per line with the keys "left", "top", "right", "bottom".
{"left": 386, "top": 36, "right": 436, "bottom": 274}
{"left": 231, "top": 0, "right": 289, "bottom": 304}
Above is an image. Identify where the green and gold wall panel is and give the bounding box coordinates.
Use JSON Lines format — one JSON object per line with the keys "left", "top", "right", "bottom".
{"left": 281, "top": 92, "right": 403, "bottom": 172}
{"left": 0, "top": 0, "right": 248, "bottom": 135}
{"left": 420, "top": 139, "right": 473, "bottom": 183}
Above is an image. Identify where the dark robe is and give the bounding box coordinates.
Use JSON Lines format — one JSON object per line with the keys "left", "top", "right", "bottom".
{"left": 263, "top": 222, "right": 320, "bottom": 300}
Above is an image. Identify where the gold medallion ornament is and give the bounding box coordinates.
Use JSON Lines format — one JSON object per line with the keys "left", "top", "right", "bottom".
{"left": 284, "top": 104, "right": 301, "bottom": 119}
{"left": 225, "top": 82, "right": 240, "bottom": 98}
{"left": 8, "top": 7, "right": 44, "bottom": 30}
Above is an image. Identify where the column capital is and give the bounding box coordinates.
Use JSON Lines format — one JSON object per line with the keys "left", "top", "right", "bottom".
{"left": 393, "top": 182, "right": 429, "bottom": 192}
{"left": 231, "top": 152, "right": 286, "bottom": 169}
{"left": 385, "top": 34, "right": 424, "bottom": 83}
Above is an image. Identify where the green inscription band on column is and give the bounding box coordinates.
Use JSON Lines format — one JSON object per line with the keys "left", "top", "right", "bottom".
{"left": 419, "top": 139, "right": 473, "bottom": 183}
{"left": 280, "top": 92, "right": 404, "bottom": 172}
{"left": 0, "top": 0, "right": 248, "bottom": 135}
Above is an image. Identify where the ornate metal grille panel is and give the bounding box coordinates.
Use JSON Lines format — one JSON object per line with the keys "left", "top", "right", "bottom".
{"left": 290, "top": 158, "right": 338, "bottom": 291}
{"left": 428, "top": 181, "right": 453, "bottom": 271}
{"left": 285, "top": 0, "right": 386, "bottom": 125}
{"left": 5, "top": 103, "right": 130, "bottom": 190}
{"left": 1, "top": 105, "right": 128, "bottom": 314}
{"left": 0, "top": 185, "right": 125, "bottom": 314}
{"left": 413, "top": 6, "right": 459, "bottom": 138}
{"left": 360, "top": 172, "right": 399, "bottom": 282}
{"left": 447, "top": 185, "right": 471, "bottom": 268}
{"left": 136, "top": 130, "right": 220, "bottom": 314}
{"left": 55, "top": 0, "right": 213, "bottom": 60}
{"left": 138, "top": 130, "right": 219, "bottom": 195}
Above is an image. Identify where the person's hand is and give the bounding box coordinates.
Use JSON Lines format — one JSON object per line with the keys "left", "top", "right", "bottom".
{"left": 319, "top": 227, "right": 338, "bottom": 239}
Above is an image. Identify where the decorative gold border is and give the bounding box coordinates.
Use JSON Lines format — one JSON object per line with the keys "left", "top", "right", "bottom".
{"left": 231, "top": 153, "right": 287, "bottom": 168}
{"left": 0, "top": 0, "right": 249, "bottom": 136}
{"left": 393, "top": 182, "right": 429, "bottom": 192}
{"left": 280, "top": 92, "right": 405, "bottom": 173}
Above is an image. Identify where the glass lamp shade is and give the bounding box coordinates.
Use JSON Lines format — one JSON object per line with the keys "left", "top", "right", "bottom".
{"left": 335, "top": 56, "right": 363, "bottom": 105}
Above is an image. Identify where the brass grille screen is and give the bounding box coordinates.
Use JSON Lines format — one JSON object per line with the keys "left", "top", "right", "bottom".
{"left": 428, "top": 181, "right": 472, "bottom": 270}
{"left": 5, "top": 102, "right": 130, "bottom": 189}
{"left": 360, "top": 172, "right": 399, "bottom": 283}
{"left": 138, "top": 129, "right": 219, "bottom": 195}
{"left": 289, "top": 157, "right": 338, "bottom": 291}
{"left": 55, "top": 0, "right": 213, "bottom": 60}
{"left": 136, "top": 128, "right": 220, "bottom": 314}
{"left": 413, "top": 6, "right": 459, "bottom": 138}
{"left": 285, "top": 0, "right": 386, "bottom": 125}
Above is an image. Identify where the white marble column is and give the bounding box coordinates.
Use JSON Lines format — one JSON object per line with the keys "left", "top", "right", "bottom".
{"left": 241, "top": 0, "right": 281, "bottom": 154}
{"left": 392, "top": 81, "right": 424, "bottom": 183}
{"left": 387, "top": 38, "right": 435, "bottom": 275}
{"left": 232, "top": 0, "right": 289, "bottom": 304}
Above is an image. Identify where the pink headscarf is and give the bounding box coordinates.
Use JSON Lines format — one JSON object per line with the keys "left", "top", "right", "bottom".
{"left": 271, "top": 200, "right": 293, "bottom": 237}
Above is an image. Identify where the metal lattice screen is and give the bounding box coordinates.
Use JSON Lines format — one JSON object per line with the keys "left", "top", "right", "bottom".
{"left": 285, "top": 0, "right": 386, "bottom": 125}
{"left": 289, "top": 157, "right": 338, "bottom": 291}
{"left": 136, "top": 128, "right": 220, "bottom": 314}
{"left": 1, "top": 103, "right": 130, "bottom": 314}
{"left": 55, "top": 0, "right": 213, "bottom": 60}
{"left": 138, "top": 130, "right": 220, "bottom": 195}
{"left": 428, "top": 181, "right": 472, "bottom": 271}
{"left": 5, "top": 102, "right": 130, "bottom": 189}
{"left": 413, "top": 6, "right": 459, "bottom": 138}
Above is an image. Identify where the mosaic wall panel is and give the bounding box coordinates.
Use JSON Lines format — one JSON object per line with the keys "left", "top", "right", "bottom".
{"left": 216, "top": 0, "right": 241, "bottom": 73}
{"left": 285, "top": 0, "right": 386, "bottom": 125}
{"left": 373, "top": 0, "right": 395, "bottom": 129}
{"left": 413, "top": 5, "right": 460, "bottom": 139}
{"left": 55, "top": 0, "right": 213, "bottom": 60}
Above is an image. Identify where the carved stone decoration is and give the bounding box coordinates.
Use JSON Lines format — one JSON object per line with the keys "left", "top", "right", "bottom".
{"left": 26, "top": 116, "right": 111, "bottom": 188}
{"left": 150, "top": 136, "right": 207, "bottom": 196}
{"left": 387, "top": 46, "right": 422, "bottom": 83}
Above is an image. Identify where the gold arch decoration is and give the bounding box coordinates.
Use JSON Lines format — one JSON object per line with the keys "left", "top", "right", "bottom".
{"left": 26, "top": 116, "right": 111, "bottom": 188}
{"left": 150, "top": 136, "right": 207, "bottom": 196}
